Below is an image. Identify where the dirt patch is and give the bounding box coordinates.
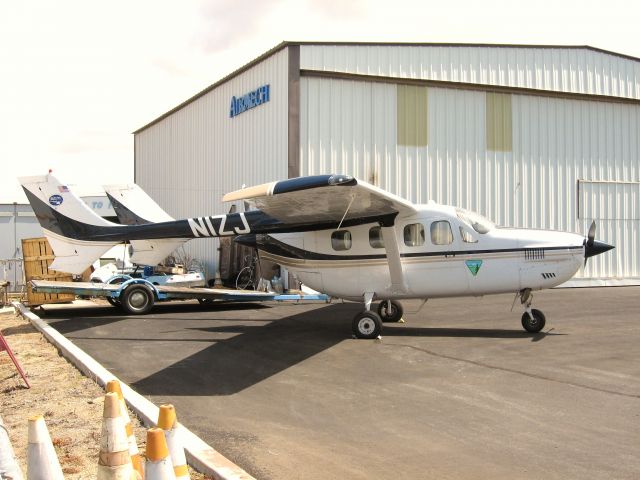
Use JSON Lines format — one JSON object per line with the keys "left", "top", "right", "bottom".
{"left": 0, "top": 309, "right": 210, "bottom": 479}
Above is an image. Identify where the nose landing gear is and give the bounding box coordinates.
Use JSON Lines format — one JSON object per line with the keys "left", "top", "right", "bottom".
{"left": 519, "top": 288, "right": 546, "bottom": 333}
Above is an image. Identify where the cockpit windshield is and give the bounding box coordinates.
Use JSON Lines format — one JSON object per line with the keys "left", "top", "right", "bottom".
{"left": 455, "top": 208, "right": 495, "bottom": 234}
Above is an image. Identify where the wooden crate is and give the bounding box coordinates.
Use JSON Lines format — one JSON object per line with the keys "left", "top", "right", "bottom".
{"left": 22, "top": 237, "right": 75, "bottom": 306}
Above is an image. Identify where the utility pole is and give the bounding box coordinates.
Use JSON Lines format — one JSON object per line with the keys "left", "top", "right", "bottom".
{"left": 13, "top": 202, "right": 18, "bottom": 289}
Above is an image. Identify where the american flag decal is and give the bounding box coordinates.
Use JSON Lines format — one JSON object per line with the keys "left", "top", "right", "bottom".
{"left": 58, "top": 185, "right": 69, "bottom": 193}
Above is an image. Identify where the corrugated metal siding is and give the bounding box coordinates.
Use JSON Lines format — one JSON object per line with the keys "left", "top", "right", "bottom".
{"left": 300, "top": 76, "right": 640, "bottom": 280}
{"left": 300, "top": 45, "right": 640, "bottom": 100}
{"left": 134, "top": 48, "right": 290, "bottom": 277}
{"left": 0, "top": 204, "right": 42, "bottom": 291}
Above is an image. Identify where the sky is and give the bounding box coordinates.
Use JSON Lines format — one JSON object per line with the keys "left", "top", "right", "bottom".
{"left": 1, "top": 0, "right": 638, "bottom": 202}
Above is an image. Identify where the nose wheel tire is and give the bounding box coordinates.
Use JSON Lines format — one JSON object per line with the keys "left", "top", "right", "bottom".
{"left": 120, "top": 285, "right": 155, "bottom": 315}
{"left": 352, "top": 311, "right": 383, "bottom": 339}
{"left": 521, "top": 309, "right": 546, "bottom": 333}
{"left": 377, "top": 300, "right": 404, "bottom": 323}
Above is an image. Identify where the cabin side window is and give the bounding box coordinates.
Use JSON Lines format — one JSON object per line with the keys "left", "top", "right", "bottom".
{"left": 331, "top": 230, "right": 352, "bottom": 251}
{"left": 431, "top": 221, "right": 453, "bottom": 245}
{"left": 369, "top": 226, "right": 385, "bottom": 248}
{"left": 459, "top": 226, "right": 478, "bottom": 243}
{"left": 403, "top": 223, "right": 425, "bottom": 247}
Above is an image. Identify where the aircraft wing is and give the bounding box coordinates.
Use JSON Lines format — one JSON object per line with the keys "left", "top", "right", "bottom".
{"left": 223, "top": 174, "right": 417, "bottom": 225}
{"left": 224, "top": 174, "right": 415, "bottom": 293}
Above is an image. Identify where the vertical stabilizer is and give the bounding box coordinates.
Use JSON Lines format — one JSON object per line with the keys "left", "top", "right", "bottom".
{"left": 104, "top": 183, "right": 188, "bottom": 266}
{"left": 18, "top": 174, "right": 118, "bottom": 274}
{"left": 104, "top": 184, "right": 174, "bottom": 224}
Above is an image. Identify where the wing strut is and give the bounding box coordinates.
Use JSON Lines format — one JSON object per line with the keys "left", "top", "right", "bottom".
{"left": 337, "top": 193, "right": 357, "bottom": 230}
{"left": 380, "top": 225, "right": 407, "bottom": 294}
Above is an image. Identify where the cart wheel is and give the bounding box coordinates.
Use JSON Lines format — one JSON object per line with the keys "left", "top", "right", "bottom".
{"left": 120, "top": 285, "right": 154, "bottom": 315}
{"left": 106, "top": 297, "right": 121, "bottom": 307}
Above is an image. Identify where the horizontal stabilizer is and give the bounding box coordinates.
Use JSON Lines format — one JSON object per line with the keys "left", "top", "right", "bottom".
{"left": 129, "top": 239, "right": 189, "bottom": 266}
{"left": 47, "top": 230, "right": 116, "bottom": 274}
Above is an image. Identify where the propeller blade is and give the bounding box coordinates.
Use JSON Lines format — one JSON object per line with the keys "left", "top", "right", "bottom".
{"left": 587, "top": 220, "right": 596, "bottom": 247}
{"left": 583, "top": 221, "right": 614, "bottom": 265}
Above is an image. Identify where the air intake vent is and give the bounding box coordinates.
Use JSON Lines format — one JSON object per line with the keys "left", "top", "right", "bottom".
{"left": 525, "top": 249, "right": 545, "bottom": 260}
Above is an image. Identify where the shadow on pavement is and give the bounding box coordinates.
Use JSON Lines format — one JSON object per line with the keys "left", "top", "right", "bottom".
{"left": 131, "top": 305, "right": 348, "bottom": 396}
{"left": 129, "top": 304, "right": 559, "bottom": 397}
{"left": 39, "top": 302, "right": 269, "bottom": 335}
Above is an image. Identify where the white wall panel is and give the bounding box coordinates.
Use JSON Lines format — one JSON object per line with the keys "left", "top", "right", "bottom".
{"left": 301, "top": 45, "right": 640, "bottom": 100}
{"left": 300, "top": 76, "right": 640, "bottom": 280}
{"left": 135, "top": 48, "right": 289, "bottom": 277}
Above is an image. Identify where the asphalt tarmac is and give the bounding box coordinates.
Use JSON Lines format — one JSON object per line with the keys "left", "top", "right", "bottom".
{"left": 40, "top": 287, "right": 639, "bottom": 480}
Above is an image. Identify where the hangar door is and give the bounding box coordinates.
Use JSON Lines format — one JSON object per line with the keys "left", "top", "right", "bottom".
{"left": 578, "top": 180, "right": 639, "bottom": 280}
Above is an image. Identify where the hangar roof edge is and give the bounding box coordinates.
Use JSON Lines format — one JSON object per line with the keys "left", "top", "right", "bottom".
{"left": 133, "top": 41, "right": 640, "bottom": 135}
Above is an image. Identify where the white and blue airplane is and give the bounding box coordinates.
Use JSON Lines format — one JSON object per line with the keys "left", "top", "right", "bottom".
{"left": 19, "top": 173, "right": 613, "bottom": 339}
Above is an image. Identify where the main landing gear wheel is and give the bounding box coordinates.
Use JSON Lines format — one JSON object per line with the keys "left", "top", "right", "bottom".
{"left": 521, "top": 309, "right": 546, "bottom": 333}
{"left": 120, "top": 285, "right": 155, "bottom": 315}
{"left": 352, "top": 311, "right": 383, "bottom": 339}
{"left": 377, "top": 300, "right": 404, "bottom": 323}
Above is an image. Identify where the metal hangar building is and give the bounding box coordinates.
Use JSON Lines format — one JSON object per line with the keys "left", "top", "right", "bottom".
{"left": 133, "top": 42, "right": 640, "bottom": 285}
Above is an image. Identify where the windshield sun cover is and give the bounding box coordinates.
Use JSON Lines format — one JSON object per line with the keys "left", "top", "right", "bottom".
{"left": 456, "top": 208, "right": 495, "bottom": 234}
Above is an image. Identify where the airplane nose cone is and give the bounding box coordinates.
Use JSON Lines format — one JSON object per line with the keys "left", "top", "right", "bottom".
{"left": 585, "top": 240, "right": 615, "bottom": 258}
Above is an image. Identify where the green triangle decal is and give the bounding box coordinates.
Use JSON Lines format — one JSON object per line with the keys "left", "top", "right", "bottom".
{"left": 466, "top": 259, "right": 483, "bottom": 276}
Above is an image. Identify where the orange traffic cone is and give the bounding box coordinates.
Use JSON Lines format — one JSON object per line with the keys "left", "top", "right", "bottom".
{"left": 106, "top": 380, "right": 144, "bottom": 479}
{"left": 98, "top": 392, "right": 136, "bottom": 480}
{"left": 27, "top": 415, "right": 64, "bottom": 480}
{"left": 145, "top": 428, "right": 176, "bottom": 479}
{"left": 158, "top": 405, "right": 189, "bottom": 479}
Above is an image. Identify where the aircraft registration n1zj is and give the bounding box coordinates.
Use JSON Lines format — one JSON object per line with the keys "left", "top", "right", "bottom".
{"left": 19, "top": 173, "right": 614, "bottom": 339}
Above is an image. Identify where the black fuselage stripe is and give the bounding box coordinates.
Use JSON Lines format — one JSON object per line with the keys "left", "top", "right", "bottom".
{"left": 257, "top": 236, "right": 583, "bottom": 261}
{"left": 25, "top": 188, "right": 389, "bottom": 242}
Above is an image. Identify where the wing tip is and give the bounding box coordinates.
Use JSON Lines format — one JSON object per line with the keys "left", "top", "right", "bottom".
{"left": 223, "top": 181, "right": 277, "bottom": 202}
{"left": 222, "top": 174, "right": 355, "bottom": 202}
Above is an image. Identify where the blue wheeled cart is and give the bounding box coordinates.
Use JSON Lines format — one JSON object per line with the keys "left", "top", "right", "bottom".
{"left": 30, "top": 279, "right": 329, "bottom": 315}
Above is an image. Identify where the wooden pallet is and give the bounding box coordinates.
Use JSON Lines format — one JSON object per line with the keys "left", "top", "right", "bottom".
{"left": 21, "top": 237, "right": 75, "bottom": 306}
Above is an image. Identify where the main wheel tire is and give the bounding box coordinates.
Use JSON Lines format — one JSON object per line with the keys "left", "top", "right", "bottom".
{"left": 120, "top": 285, "right": 154, "bottom": 315}
{"left": 377, "top": 300, "right": 404, "bottom": 323}
{"left": 352, "top": 311, "right": 383, "bottom": 339}
{"left": 521, "top": 309, "right": 546, "bottom": 333}
{"left": 198, "top": 298, "right": 214, "bottom": 305}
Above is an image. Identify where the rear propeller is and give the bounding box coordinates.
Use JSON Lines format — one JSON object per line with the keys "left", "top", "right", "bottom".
{"left": 584, "top": 220, "right": 614, "bottom": 265}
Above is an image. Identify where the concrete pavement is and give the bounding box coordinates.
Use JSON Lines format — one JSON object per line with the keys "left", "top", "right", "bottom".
{"left": 39, "top": 287, "right": 640, "bottom": 479}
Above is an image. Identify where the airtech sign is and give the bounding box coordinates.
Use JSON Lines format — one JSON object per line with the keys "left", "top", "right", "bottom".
{"left": 229, "top": 84, "right": 270, "bottom": 118}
